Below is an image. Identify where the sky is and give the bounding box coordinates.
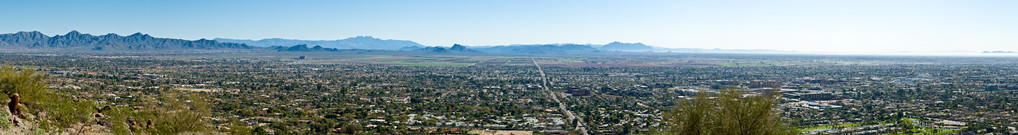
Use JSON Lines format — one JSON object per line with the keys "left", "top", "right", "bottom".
{"left": 1, "top": 0, "right": 1016, "bottom": 53}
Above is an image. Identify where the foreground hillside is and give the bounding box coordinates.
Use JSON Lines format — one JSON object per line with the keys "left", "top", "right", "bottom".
{"left": 0, "top": 66, "right": 235, "bottom": 134}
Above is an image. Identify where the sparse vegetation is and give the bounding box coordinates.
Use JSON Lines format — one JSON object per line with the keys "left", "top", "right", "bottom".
{"left": 1, "top": 66, "right": 215, "bottom": 134}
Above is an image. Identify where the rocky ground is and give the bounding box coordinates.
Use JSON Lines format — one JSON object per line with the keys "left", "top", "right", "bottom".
{"left": 0, "top": 106, "right": 110, "bottom": 134}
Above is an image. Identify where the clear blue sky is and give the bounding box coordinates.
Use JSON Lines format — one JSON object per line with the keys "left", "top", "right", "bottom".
{"left": 2, "top": 0, "right": 1015, "bottom": 53}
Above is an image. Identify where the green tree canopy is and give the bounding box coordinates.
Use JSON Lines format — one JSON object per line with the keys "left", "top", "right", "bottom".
{"left": 0, "top": 66, "right": 47, "bottom": 103}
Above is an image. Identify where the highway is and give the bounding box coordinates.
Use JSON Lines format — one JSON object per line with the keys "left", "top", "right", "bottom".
{"left": 532, "top": 58, "right": 588, "bottom": 135}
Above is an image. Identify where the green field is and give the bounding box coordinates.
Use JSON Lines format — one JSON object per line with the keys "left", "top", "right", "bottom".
{"left": 378, "top": 62, "right": 473, "bottom": 66}
{"left": 800, "top": 118, "right": 963, "bottom": 135}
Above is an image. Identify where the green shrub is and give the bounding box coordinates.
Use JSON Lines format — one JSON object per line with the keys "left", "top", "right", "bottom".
{"left": 1, "top": 66, "right": 215, "bottom": 134}
{"left": 664, "top": 88, "right": 799, "bottom": 135}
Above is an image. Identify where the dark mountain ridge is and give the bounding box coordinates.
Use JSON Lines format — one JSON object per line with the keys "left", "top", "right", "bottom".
{"left": 414, "top": 44, "right": 479, "bottom": 53}
{"left": 272, "top": 44, "right": 340, "bottom": 52}
{"left": 214, "top": 36, "right": 423, "bottom": 50}
{"left": 600, "top": 41, "right": 653, "bottom": 51}
{"left": 470, "top": 43, "right": 601, "bottom": 54}
{"left": 0, "top": 31, "right": 250, "bottom": 51}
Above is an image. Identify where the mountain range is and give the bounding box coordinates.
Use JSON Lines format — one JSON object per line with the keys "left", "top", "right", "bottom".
{"left": 214, "top": 36, "right": 423, "bottom": 50}
{"left": 0, "top": 30, "right": 798, "bottom": 55}
{"left": 0, "top": 31, "right": 249, "bottom": 50}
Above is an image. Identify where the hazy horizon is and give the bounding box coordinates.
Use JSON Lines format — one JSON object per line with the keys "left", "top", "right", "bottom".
{"left": 2, "top": 1, "right": 1018, "bottom": 134}
{"left": 2, "top": 0, "right": 1016, "bottom": 54}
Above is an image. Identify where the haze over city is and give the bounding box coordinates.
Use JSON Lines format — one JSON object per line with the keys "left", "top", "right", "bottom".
{"left": 3, "top": 1, "right": 1018, "bottom": 134}
{"left": 2, "top": 0, "right": 1016, "bottom": 54}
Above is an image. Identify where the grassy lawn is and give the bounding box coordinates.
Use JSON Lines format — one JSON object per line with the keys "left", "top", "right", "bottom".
{"left": 799, "top": 120, "right": 909, "bottom": 134}
{"left": 933, "top": 128, "right": 961, "bottom": 135}
{"left": 902, "top": 118, "right": 964, "bottom": 135}
{"left": 800, "top": 122, "right": 866, "bottom": 132}
{"left": 869, "top": 118, "right": 964, "bottom": 135}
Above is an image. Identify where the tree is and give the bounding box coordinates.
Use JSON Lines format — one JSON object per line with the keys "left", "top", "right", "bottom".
{"left": 0, "top": 66, "right": 46, "bottom": 105}
{"left": 229, "top": 121, "right": 254, "bottom": 135}
{"left": 1, "top": 66, "right": 102, "bottom": 132}
{"left": 137, "top": 88, "right": 215, "bottom": 134}
{"left": 664, "top": 88, "right": 798, "bottom": 135}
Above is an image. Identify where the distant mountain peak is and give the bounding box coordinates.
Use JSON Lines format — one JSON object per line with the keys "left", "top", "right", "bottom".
{"left": 67, "top": 30, "right": 82, "bottom": 35}
{"left": 58, "top": 30, "right": 90, "bottom": 38}
{"left": 275, "top": 44, "right": 339, "bottom": 52}
{"left": 606, "top": 41, "right": 645, "bottom": 46}
{"left": 414, "top": 44, "right": 479, "bottom": 53}
{"left": 450, "top": 44, "right": 468, "bottom": 51}
{"left": 128, "top": 32, "right": 146, "bottom": 37}
{"left": 601, "top": 41, "right": 653, "bottom": 51}
{"left": 19, "top": 31, "right": 42, "bottom": 34}
{"left": 101, "top": 33, "right": 120, "bottom": 37}
{"left": 14, "top": 31, "right": 45, "bottom": 36}
{"left": 351, "top": 36, "right": 378, "bottom": 39}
